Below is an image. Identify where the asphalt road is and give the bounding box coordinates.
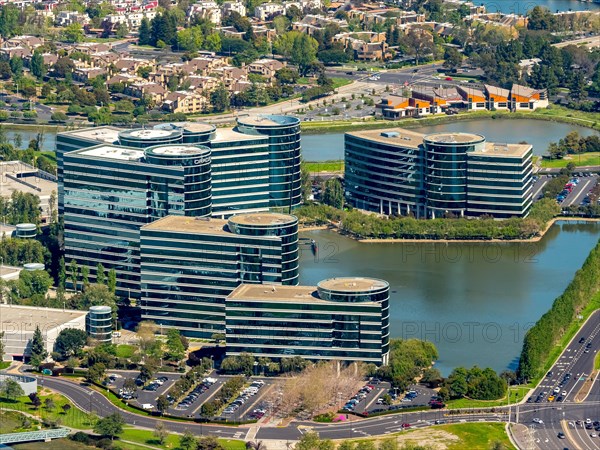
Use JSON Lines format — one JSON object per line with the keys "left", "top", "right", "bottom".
{"left": 29, "top": 309, "right": 600, "bottom": 446}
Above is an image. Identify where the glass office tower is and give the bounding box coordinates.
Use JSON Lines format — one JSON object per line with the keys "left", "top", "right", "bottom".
{"left": 225, "top": 277, "right": 390, "bottom": 364}
{"left": 237, "top": 115, "right": 302, "bottom": 210}
{"left": 139, "top": 213, "right": 298, "bottom": 338}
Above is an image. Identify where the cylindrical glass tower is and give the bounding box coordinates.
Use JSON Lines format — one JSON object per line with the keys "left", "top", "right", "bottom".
{"left": 423, "top": 132, "right": 486, "bottom": 218}
{"left": 145, "top": 144, "right": 213, "bottom": 217}
{"left": 236, "top": 115, "right": 302, "bottom": 210}
{"left": 87, "top": 305, "right": 113, "bottom": 342}
{"left": 227, "top": 213, "right": 299, "bottom": 285}
{"left": 317, "top": 277, "right": 390, "bottom": 362}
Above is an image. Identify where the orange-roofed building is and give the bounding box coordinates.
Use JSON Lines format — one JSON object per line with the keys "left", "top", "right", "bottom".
{"left": 484, "top": 84, "right": 510, "bottom": 110}
{"left": 376, "top": 94, "right": 411, "bottom": 119}
{"left": 510, "top": 84, "right": 549, "bottom": 110}
{"left": 457, "top": 86, "right": 487, "bottom": 110}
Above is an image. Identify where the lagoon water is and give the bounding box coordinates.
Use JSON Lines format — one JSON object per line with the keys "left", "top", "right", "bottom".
{"left": 479, "top": 0, "right": 600, "bottom": 13}
{"left": 299, "top": 222, "right": 600, "bottom": 374}
{"left": 301, "top": 119, "right": 599, "bottom": 161}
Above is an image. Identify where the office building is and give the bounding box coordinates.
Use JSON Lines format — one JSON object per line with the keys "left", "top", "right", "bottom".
{"left": 345, "top": 128, "right": 533, "bottom": 218}
{"left": 140, "top": 212, "right": 299, "bottom": 338}
{"left": 58, "top": 115, "right": 302, "bottom": 298}
{"left": 225, "top": 277, "right": 390, "bottom": 364}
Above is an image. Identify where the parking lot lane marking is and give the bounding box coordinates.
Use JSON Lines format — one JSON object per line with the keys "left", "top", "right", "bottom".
{"left": 188, "top": 379, "right": 224, "bottom": 417}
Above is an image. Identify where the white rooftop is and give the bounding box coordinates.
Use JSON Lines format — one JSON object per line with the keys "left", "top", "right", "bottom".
{"left": 64, "top": 127, "right": 121, "bottom": 144}
{"left": 127, "top": 129, "right": 174, "bottom": 139}
{"left": 79, "top": 145, "right": 145, "bottom": 161}
{"left": 150, "top": 145, "right": 210, "bottom": 156}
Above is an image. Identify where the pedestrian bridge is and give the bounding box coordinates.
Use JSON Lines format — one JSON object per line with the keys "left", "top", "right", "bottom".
{"left": 0, "top": 427, "right": 70, "bottom": 444}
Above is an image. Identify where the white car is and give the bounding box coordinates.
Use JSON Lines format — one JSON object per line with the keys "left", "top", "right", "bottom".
{"left": 533, "top": 418, "right": 543, "bottom": 424}
{"left": 553, "top": 387, "right": 560, "bottom": 394}
{"left": 562, "top": 391, "right": 567, "bottom": 397}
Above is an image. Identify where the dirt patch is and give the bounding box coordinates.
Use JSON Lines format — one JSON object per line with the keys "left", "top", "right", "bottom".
{"left": 575, "top": 370, "right": 598, "bottom": 402}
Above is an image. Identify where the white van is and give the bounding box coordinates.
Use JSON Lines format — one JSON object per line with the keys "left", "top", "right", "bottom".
{"left": 141, "top": 403, "right": 153, "bottom": 410}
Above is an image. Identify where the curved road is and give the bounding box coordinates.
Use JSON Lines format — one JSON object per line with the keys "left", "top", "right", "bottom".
{"left": 33, "top": 309, "right": 600, "bottom": 447}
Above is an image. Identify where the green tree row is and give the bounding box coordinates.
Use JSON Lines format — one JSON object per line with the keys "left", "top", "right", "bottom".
{"left": 296, "top": 199, "right": 561, "bottom": 241}
{"left": 518, "top": 238, "right": 600, "bottom": 381}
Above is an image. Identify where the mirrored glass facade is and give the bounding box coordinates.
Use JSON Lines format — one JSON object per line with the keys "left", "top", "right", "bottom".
{"left": 226, "top": 277, "right": 390, "bottom": 364}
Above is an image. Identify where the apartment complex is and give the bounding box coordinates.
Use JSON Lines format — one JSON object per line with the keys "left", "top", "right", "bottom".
{"left": 226, "top": 277, "right": 390, "bottom": 364}
{"left": 57, "top": 115, "right": 302, "bottom": 299}
{"left": 140, "top": 213, "right": 299, "bottom": 338}
{"left": 377, "top": 84, "right": 548, "bottom": 119}
{"left": 345, "top": 128, "right": 533, "bottom": 218}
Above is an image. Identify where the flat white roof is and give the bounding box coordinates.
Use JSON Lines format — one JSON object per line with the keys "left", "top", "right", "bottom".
{"left": 126, "top": 129, "right": 174, "bottom": 139}
{"left": 79, "top": 145, "right": 145, "bottom": 161}
{"left": 63, "top": 127, "right": 121, "bottom": 144}
{"left": 150, "top": 145, "right": 210, "bottom": 156}
{"left": 212, "top": 128, "right": 268, "bottom": 144}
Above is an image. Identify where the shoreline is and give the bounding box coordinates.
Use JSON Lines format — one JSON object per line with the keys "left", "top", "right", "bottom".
{"left": 299, "top": 217, "right": 600, "bottom": 244}
{"left": 300, "top": 109, "right": 600, "bottom": 135}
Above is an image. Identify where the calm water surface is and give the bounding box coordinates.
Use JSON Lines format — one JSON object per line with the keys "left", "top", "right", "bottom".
{"left": 301, "top": 119, "right": 599, "bottom": 161}
{"left": 299, "top": 222, "right": 600, "bottom": 374}
{"left": 480, "top": 0, "right": 600, "bottom": 13}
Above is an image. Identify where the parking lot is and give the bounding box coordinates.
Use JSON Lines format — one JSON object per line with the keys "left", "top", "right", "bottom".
{"left": 104, "top": 370, "right": 277, "bottom": 420}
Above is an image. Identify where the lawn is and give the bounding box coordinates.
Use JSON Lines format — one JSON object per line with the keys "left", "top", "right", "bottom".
{"left": 0, "top": 360, "right": 11, "bottom": 370}
{"left": 446, "top": 386, "right": 531, "bottom": 409}
{"left": 0, "top": 390, "right": 96, "bottom": 429}
{"left": 441, "top": 422, "right": 514, "bottom": 450}
{"left": 119, "top": 428, "right": 245, "bottom": 450}
{"left": 116, "top": 344, "right": 136, "bottom": 358}
{"left": 595, "top": 350, "right": 600, "bottom": 370}
{"left": 13, "top": 440, "right": 97, "bottom": 450}
{"left": 343, "top": 422, "right": 514, "bottom": 450}
{"left": 541, "top": 152, "right": 600, "bottom": 168}
{"left": 0, "top": 410, "right": 40, "bottom": 433}
{"left": 305, "top": 160, "right": 344, "bottom": 172}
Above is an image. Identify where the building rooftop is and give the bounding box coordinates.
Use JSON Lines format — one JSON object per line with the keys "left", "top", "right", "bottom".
{"left": 318, "top": 277, "right": 389, "bottom": 293}
{"left": 238, "top": 114, "right": 300, "bottom": 127}
{"left": 227, "top": 283, "right": 381, "bottom": 304}
{"left": 212, "top": 128, "right": 268, "bottom": 144}
{"left": 142, "top": 215, "right": 230, "bottom": 235}
{"left": 424, "top": 132, "right": 485, "bottom": 144}
{"left": 78, "top": 145, "right": 145, "bottom": 161}
{"left": 59, "top": 127, "right": 121, "bottom": 144}
{"left": 475, "top": 142, "right": 532, "bottom": 157}
{"left": 119, "top": 129, "right": 181, "bottom": 140}
{"left": 0, "top": 304, "right": 88, "bottom": 332}
{"left": 0, "top": 161, "right": 57, "bottom": 202}
{"left": 228, "top": 212, "right": 297, "bottom": 227}
{"left": 180, "top": 122, "right": 216, "bottom": 134}
{"left": 146, "top": 145, "right": 210, "bottom": 157}
{"left": 346, "top": 128, "right": 424, "bottom": 149}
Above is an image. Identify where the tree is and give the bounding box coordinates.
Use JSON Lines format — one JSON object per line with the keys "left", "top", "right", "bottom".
{"left": 107, "top": 269, "right": 117, "bottom": 293}
{"left": 123, "top": 377, "right": 137, "bottom": 394}
{"left": 0, "top": 379, "right": 24, "bottom": 400}
{"left": 44, "top": 397, "right": 56, "bottom": 411}
{"left": 51, "top": 112, "right": 68, "bottom": 122}
{"left": 93, "top": 413, "right": 125, "bottom": 440}
{"left": 179, "top": 430, "right": 198, "bottom": 450}
{"left": 80, "top": 265, "right": 90, "bottom": 288}
{"left": 322, "top": 178, "right": 343, "bottom": 209}
{"left": 166, "top": 329, "right": 185, "bottom": 362}
{"left": 421, "top": 367, "right": 443, "bottom": 387}
{"left": 62, "top": 23, "right": 85, "bottom": 43}
{"left": 54, "top": 328, "right": 88, "bottom": 360}
{"left": 9, "top": 56, "right": 22, "bottom": 78}
{"left": 210, "top": 83, "right": 230, "bottom": 113}
{"left": 443, "top": 47, "right": 462, "bottom": 70}
{"left": 29, "top": 325, "right": 47, "bottom": 370}
{"left": 29, "top": 392, "right": 42, "bottom": 409}
{"left": 290, "top": 34, "right": 319, "bottom": 76}
{"left": 69, "top": 259, "right": 79, "bottom": 291}
{"left": 156, "top": 394, "right": 169, "bottom": 415}
{"left": 30, "top": 51, "right": 46, "bottom": 79}
{"left": 0, "top": 331, "right": 4, "bottom": 361}
{"left": 72, "top": 283, "right": 117, "bottom": 311}
{"left": 53, "top": 57, "right": 76, "bottom": 78}
{"left": 138, "top": 17, "right": 151, "bottom": 45}
{"left": 204, "top": 33, "right": 221, "bottom": 52}
{"left": 153, "top": 422, "right": 168, "bottom": 444}
{"left": 96, "top": 263, "right": 106, "bottom": 285}
{"left": 87, "top": 362, "right": 106, "bottom": 383}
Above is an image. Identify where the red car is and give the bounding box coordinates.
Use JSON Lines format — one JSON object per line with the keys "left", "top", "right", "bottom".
{"left": 445, "top": 77, "right": 453, "bottom": 81}
{"left": 401, "top": 423, "right": 411, "bottom": 428}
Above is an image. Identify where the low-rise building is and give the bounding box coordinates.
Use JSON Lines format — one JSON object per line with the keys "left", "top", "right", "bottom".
{"left": 162, "top": 90, "right": 208, "bottom": 114}
{"left": 254, "top": 2, "right": 285, "bottom": 20}
{"left": 222, "top": 1, "right": 246, "bottom": 17}
{"left": 247, "top": 58, "right": 285, "bottom": 80}
{"left": 189, "top": 1, "right": 222, "bottom": 24}
{"left": 0, "top": 305, "right": 88, "bottom": 360}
